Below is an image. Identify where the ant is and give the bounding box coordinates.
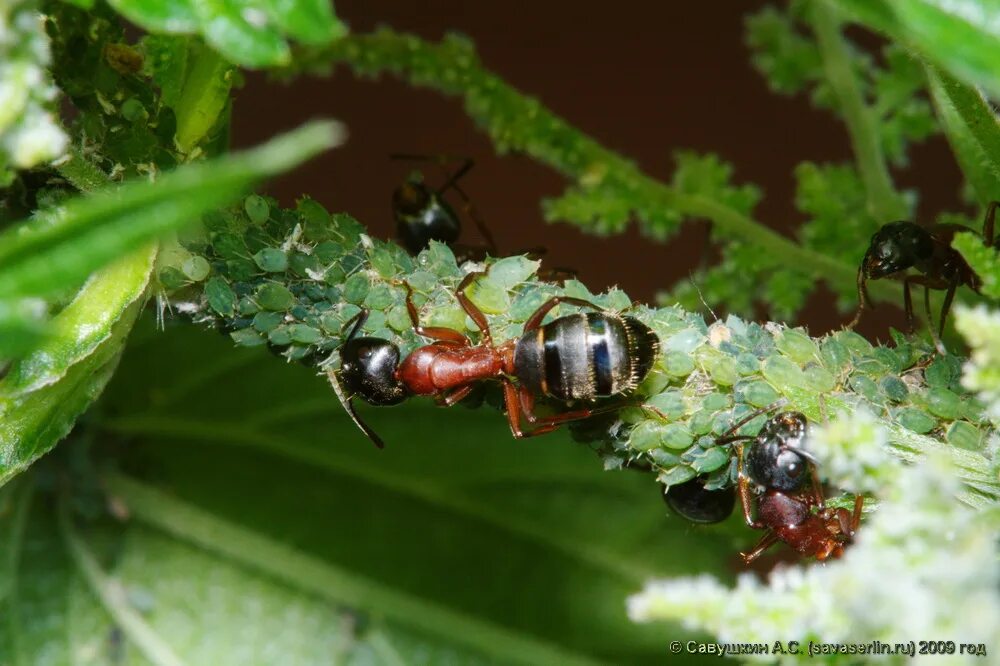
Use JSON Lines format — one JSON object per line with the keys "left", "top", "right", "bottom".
{"left": 328, "top": 271, "right": 660, "bottom": 448}
{"left": 849, "top": 201, "right": 997, "bottom": 343}
{"left": 663, "top": 475, "right": 736, "bottom": 524}
{"left": 391, "top": 154, "right": 575, "bottom": 281}
{"left": 716, "top": 407, "right": 864, "bottom": 564}
{"left": 390, "top": 154, "right": 498, "bottom": 258}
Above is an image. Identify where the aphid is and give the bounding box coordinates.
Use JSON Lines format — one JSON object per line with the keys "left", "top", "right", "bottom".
{"left": 663, "top": 475, "right": 735, "bottom": 524}
{"left": 329, "top": 271, "right": 659, "bottom": 447}
{"left": 390, "top": 154, "right": 498, "bottom": 257}
{"left": 849, "top": 201, "right": 996, "bottom": 341}
{"left": 718, "top": 409, "right": 863, "bottom": 564}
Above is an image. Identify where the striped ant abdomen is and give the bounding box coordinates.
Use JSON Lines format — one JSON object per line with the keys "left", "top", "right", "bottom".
{"left": 513, "top": 312, "right": 658, "bottom": 401}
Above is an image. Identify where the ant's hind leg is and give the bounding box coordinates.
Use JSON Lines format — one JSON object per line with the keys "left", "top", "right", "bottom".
{"left": 523, "top": 296, "right": 606, "bottom": 332}
{"left": 740, "top": 531, "right": 780, "bottom": 564}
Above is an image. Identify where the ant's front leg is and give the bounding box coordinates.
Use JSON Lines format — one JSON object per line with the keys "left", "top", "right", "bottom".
{"left": 400, "top": 282, "right": 470, "bottom": 345}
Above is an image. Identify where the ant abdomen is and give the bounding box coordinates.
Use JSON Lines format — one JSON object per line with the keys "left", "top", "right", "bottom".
{"left": 513, "top": 313, "right": 658, "bottom": 401}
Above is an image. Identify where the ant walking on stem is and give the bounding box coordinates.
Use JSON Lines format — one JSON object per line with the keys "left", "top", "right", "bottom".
{"left": 848, "top": 201, "right": 997, "bottom": 347}
{"left": 329, "top": 271, "right": 659, "bottom": 447}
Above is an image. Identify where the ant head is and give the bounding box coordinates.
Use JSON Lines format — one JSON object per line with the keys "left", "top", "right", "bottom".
{"left": 331, "top": 311, "right": 407, "bottom": 449}
{"left": 664, "top": 474, "right": 735, "bottom": 524}
{"left": 744, "top": 411, "right": 816, "bottom": 492}
{"left": 862, "top": 221, "right": 934, "bottom": 278}
{"left": 340, "top": 336, "right": 407, "bottom": 406}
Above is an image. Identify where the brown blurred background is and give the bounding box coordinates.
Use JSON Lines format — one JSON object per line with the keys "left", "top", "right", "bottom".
{"left": 231, "top": 0, "right": 964, "bottom": 340}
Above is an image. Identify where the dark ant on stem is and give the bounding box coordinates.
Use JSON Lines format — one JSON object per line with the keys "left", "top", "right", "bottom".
{"left": 848, "top": 201, "right": 997, "bottom": 345}
{"left": 390, "top": 154, "right": 499, "bottom": 258}
{"left": 716, "top": 407, "right": 864, "bottom": 564}
{"left": 328, "top": 271, "right": 660, "bottom": 448}
{"left": 390, "top": 154, "right": 575, "bottom": 282}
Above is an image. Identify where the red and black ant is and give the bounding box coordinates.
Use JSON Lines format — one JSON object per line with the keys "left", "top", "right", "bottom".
{"left": 328, "top": 271, "right": 660, "bottom": 448}
{"left": 716, "top": 408, "right": 864, "bottom": 564}
{"left": 849, "top": 201, "right": 997, "bottom": 342}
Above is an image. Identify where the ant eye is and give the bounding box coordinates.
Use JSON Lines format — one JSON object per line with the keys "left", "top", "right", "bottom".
{"left": 777, "top": 450, "right": 805, "bottom": 478}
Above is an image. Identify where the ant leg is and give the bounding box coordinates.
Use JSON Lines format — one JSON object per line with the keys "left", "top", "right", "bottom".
{"left": 523, "top": 296, "right": 605, "bottom": 332}
{"left": 502, "top": 379, "right": 528, "bottom": 438}
{"left": 809, "top": 465, "right": 826, "bottom": 509}
{"left": 983, "top": 200, "right": 997, "bottom": 246}
{"left": 437, "top": 385, "right": 474, "bottom": 407}
{"left": 717, "top": 401, "right": 785, "bottom": 444}
{"left": 442, "top": 179, "right": 499, "bottom": 257}
{"left": 740, "top": 531, "right": 779, "bottom": 565}
{"left": 401, "top": 282, "right": 470, "bottom": 345}
{"left": 938, "top": 279, "right": 959, "bottom": 340}
{"left": 902, "top": 277, "right": 916, "bottom": 333}
{"left": 849, "top": 494, "right": 864, "bottom": 532}
{"left": 736, "top": 443, "right": 765, "bottom": 529}
{"left": 455, "top": 272, "right": 493, "bottom": 342}
{"left": 846, "top": 267, "right": 870, "bottom": 330}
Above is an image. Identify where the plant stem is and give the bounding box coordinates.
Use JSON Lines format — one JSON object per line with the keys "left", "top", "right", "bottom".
{"left": 103, "top": 472, "right": 603, "bottom": 666}
{"left": 303, "top": 29, "right": 902, "bottom": 303}
{"left": 810, "top": 0, "right": 906, "bottom": 221}
{"left": 57, "top": 494, "right": 186, "bottom": 666}
{"left": 174, "top": 43, "right": 233, "bottom": 156}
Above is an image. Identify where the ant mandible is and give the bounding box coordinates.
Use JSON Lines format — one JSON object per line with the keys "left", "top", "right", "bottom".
{"left": 329, "top": 271, "right": 660, "bottom": 447}
{"left": 848, "top": 201, "right": 997, "bottom": 342}
{"left": 717, "top": 407, "right": 864, "bottom": 564}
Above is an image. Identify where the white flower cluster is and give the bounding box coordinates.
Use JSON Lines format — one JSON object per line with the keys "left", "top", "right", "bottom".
{"left": 954, "top": 305, "right": 1000, "bottom": 427}
{"left": 628, "top": 453, "right": 999, "bottom": 664}
{"left": 807, "top": 407, "right": 900, "bottom": 495}
{"left": 0, "top": 1, "right": 67, "bottom": 176}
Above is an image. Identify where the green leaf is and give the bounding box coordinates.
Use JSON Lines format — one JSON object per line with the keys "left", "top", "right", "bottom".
{"left": 887, "top": 0, "right": 1000, "bottom": 100}
{"left": 261, "top": 0, "right": 348, "bottom": 46}
{"left": 0, "top": 120, "right": 344, "bottom": 301}
{"left": 109, "top": 0, "right": 347, "bottom": 69}
{"left": 926, "top": 65, "right": 1000, "bottom": 204}
{"left": 107, "top": 0, "right": 198, "bottom": 34}
{"left": 0, "top": 300, "right": 137, "bottom": 486}
{"left": 79, "top": 322, "right": 739, "bottom": 664}
{"left": 0, "top": 245, "right": 156, "bottom": 396}
{"left": 191, "top": 0, "right": 291, "bottom": 68}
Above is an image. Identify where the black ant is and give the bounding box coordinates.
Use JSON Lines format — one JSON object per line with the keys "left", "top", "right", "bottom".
{"left": 390, "top": 154, "right": 498, "bottom": 258}
{"left": 390, "top": 154, "right": 575, "bottom": 282}
{"left": 849, "top": 201, "right": 996, "bottom": 342}
{"left": 717, "top": 408, "right": 864, "bottom": 564}
{"left": 663, "top": 475, "right": 736, "bottom": 524}
{"left": 328, "top": 271, "right": 659, "bottom": 447}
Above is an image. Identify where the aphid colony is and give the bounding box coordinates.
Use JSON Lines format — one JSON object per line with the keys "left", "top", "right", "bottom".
{"left": 325, "top": 164, "right": 998, "bottom": 565}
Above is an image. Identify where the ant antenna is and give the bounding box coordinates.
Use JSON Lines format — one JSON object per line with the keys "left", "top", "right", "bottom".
{"left": 327, "top": 309, "right": 386, "bottom": 449}
{"left": 326, "top": 369, "right": 385, "bottom": 449}
{"left": 688, "top": 272, "right": 718, "bottom": 322}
